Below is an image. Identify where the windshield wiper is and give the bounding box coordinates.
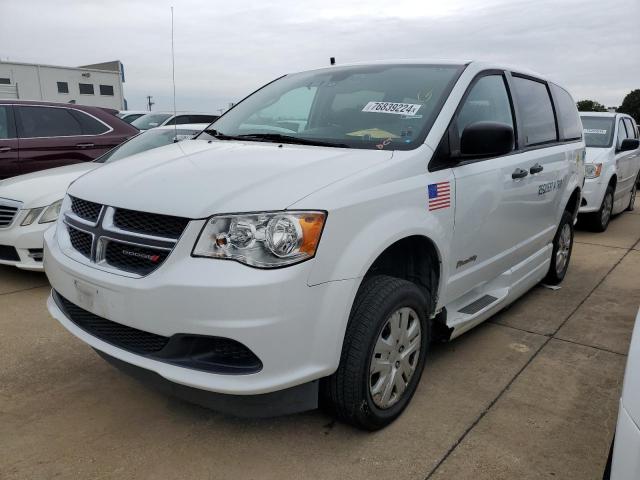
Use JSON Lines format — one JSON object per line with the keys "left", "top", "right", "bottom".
{"left": 237, "top": 133, "right": 350, "bottom": 148}
{"left": 202, "top": 129, "right": 349, "bottom": 148}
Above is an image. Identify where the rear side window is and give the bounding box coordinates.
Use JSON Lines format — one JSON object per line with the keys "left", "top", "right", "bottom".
{"left": 0, "top": 106, "right": 15, "bottom": 138}
{"left": 69, "top": 110, "right": 110, "bottom": 135}
{"left": 511, "top": 76, "right": 557, "bottom": 146}
{"left": 17, "top": 106, "right": 82, "bottom": 138}
{"left": 550, "top": 84, "right": 582, "bottom": 141}
{"left": 623, "top": 118, "right": 638, "bottom": 139}
{"left": 189, "top": 114, "right": 218, "bottom": 124}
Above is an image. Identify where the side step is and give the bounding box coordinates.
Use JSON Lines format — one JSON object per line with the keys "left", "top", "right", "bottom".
{"left": 458, "top": 294, "right": 499, "bottom": 315}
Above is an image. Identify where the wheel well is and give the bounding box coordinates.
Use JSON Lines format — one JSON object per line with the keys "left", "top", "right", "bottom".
{"left": 364, "top": 236, "right": 440, "bottom": 314}
{"left": 609, "top": 175, "right": 617, "bottom": 189}
{"left": 565, "top": 187, "right": 581, "bottom": 217}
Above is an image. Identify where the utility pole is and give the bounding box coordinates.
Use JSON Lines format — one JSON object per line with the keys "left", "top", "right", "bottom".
{"left": 146, "top": 95, "right": 154, "bottom": 111}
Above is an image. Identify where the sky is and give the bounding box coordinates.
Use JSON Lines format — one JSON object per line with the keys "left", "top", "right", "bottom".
{"left": 1, "top": 0, "right": 638, "bottom": 112}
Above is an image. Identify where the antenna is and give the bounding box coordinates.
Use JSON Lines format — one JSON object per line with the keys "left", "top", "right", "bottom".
{"left": 171, "top": 6, "right": 177, "bottom": 138}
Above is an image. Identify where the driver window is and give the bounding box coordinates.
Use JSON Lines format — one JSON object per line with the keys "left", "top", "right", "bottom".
{"left": 456, "top": 75, "right": 514, "bottom": 140}
{"left": 244, "top": 87, "right": 317, "bottom": 133}
{"left": 617, "top": 119, "right": 629, "bottom": 148}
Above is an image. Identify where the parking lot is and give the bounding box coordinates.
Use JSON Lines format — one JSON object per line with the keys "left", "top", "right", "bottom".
{"left": 1, "top": 201, "right": 638, "bottom": 480}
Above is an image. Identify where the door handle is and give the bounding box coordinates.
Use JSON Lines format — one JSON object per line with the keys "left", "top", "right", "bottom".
{"left": 0, "top": 146, "right": 11, "bottom": 152}
{"left": 76, "top": 143, "right": 94, "bottom": 149}
{"left": 512, "top": 168, "right": 529, "bottom": 179}
{"left": 529, "top": 163, "right": 544, "bottom": 174}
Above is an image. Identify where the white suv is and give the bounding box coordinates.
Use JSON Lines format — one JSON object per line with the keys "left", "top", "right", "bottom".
{"left": 579, "top": 112, "right": 640, "bottom": 231}
{"left": 44, "top": 61, "right": 585, "bottom": 430}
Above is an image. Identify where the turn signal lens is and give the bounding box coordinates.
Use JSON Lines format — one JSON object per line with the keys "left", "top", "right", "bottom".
{"left": 21, "top": 207, "right": 45, "bottom": 226}
{"left": 298, "top": 213, "right": 325, "bottom": 255}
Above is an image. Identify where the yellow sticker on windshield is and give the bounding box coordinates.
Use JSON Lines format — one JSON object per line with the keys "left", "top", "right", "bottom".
{"left": 346, "top": 128, "right": 399, "bottom": 139}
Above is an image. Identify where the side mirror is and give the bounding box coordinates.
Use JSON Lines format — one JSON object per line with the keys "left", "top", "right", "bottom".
{"left": 619, "top": 138, "right": 640, "bottom": 152}
{"left": 460, "top": 121, "right": 514, "bottom": 158}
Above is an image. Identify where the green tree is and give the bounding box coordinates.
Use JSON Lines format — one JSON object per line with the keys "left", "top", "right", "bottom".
{"left": 576, "top": 99, "right": 607, "bottom": 112}
{"left": 617, "top": 89, "right": 640, "bottom": 123}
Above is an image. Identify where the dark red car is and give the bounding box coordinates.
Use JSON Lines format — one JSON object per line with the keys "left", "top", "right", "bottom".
{"left": 0, "top": 100, "right": 138, "bottom": 179}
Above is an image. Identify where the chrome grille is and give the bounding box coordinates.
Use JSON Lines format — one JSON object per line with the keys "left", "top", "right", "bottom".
{"left": 0, "top": 198, "right": 21, "bottom": 228}
{"left": 63, "top": 198, "right": 189, "bottom": 277}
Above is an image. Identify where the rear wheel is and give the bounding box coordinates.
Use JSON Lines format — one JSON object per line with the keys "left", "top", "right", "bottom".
{"left": 585, "top": 186, "right": 614, "bottom": 232}
{"left": 544, "top": 210, "right": 574, "bottom": 285}
{"left": 627, "top": 176, "right": 638, "bottom": 211}
{"left": 321, "top": 275, "right": 430, "bottom": 430}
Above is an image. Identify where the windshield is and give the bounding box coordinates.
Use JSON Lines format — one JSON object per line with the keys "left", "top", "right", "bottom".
{"left": 95, "top": 128, "right": 199, "bottom": 164}
{"left": 581, "top": 116, "right": 615, "bottom": 148}
{"left": 120, "top": 113, "right": 144, "bottom": 124}
{"left": 131, "top": 113, "right": 172, "bottom": 130}
{"left": 199, "top": 64, "right": 465, "bottom": 150}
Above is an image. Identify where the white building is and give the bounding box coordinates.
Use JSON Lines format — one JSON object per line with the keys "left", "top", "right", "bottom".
{"left": 0, "top": 60, "right": 126, "bottom": 110}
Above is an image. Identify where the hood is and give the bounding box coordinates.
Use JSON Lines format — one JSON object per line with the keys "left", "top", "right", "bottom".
{"left": 584, "top": 147, "right": 611, "bottom": 164}
{"left": 68, "top": 140, "right": 392, "bottom": 218}
{"left": 0, "top": 162, "right": 99, "bottom": 208}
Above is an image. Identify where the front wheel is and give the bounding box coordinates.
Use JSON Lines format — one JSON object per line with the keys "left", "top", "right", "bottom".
{"left": 321, "top": 275, "right": 430, "bottom": 430}
{"left": 544, "top": 210, "right": 574, "bottom": 285}
{"left": 585, "top": 186, "right": 614, "bottom": 232}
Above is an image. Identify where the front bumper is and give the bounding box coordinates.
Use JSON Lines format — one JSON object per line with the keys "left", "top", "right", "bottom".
{"left": 44, "top": 224, "right": 358, "bottom": 398}
{"left": 96, "top": 349, "right": 320, "bottom": 417}
{"left": 611, "top": 400, "right": 640, "bottom": 480}
{"left": 0, "top": 218, "right": 51, "bottom": 271}
{"left": 579, "top": 176, "right": 607, "bottom": 214}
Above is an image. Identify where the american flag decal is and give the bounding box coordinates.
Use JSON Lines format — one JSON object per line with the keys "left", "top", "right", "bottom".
{"left": 427, "top": 181, "right": 451, "bottom": 211}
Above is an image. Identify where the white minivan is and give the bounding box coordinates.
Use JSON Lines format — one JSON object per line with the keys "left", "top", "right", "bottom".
{"left": 44, "top": 61, "right": 585, "bottom": 430}
{"left": 579, "top": 112, "right": 640, "bottom": 231}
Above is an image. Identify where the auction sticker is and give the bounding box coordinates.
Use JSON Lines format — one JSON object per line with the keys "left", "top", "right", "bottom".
{"left": 362, "top": 102, "right": 422, "bottom": 116}
{"left": 584, "top": 128, "right": 607, "bottom": 134}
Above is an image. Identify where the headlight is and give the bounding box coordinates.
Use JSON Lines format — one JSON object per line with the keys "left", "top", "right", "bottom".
{"left": 38, "top": 199, "right": 63, "bottom": 224}
{"left": 193, "top": 211, "right": 326, "bottom": 268}
{"left": 21, "top": 207, "right": 45, "bottom": 226}
{"left": 585, "top": 163, "right": 602, "bottom": 179}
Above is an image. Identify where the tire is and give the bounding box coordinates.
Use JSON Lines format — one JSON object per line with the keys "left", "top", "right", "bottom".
{"left": 585, "top": 185, "right": 614, "bottom": 232}
{"left": 544, "top": 210, "right": 574, "bottom": 285}
{"left": 627, "top": 176, "right": 638, "bottom": 212}
{"left": 321, "top": 275, "right": 431, "bottom": 430}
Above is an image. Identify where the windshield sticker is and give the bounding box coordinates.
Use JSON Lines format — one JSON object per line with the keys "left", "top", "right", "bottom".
{"left": 362, "top": 102, "right": 422, "bottom": 116}
{"left": 347, "top": 128, "right": 399, "bottom": 139}
{"left": 584, "top": 129, "right": 607, "bottom": 134}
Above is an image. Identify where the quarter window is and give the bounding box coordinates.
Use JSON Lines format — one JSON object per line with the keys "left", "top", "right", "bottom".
{"left": 17, "top": 106, "right": 82, "bottom": 137}
{"left": 550, "top": 84, "right": 582, "bottom": 141}
{"left": 511, "top": 76, "right": 557, "bottom": 146}
{"left": 99, "top": 85, "right": 114, "bottom": 96}
{"left": 57, "top": 82, "right": 69, "bottom": 94}
{"left": 79, "top": 83, "right": 94, "bottom": 95}
{"left": 69, "top": 110, "right": 109, "bottom": 135}
{"left": 456, "top": 74, "right": 514, "bottom": 146}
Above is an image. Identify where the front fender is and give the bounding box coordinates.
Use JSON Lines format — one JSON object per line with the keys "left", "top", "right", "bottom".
{"left": 307, "top": 197, "right": 451, "bottom": 291}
